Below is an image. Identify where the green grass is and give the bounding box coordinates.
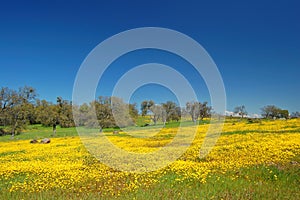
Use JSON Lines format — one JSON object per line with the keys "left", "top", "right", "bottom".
{"left": 222, "top": 128, "right": 300, "bottom": 135}
{"left": 5, "top": 119, "right": 208, "bottom": 140}
{"left": 0, "top": 150, "right": 26, "bottom": 157}
{"left": 2, "top": 163, "right": 299, "bottom": 200}
{"left": 0, "top": 116, "right": 212, "bottom": 142}
{"left": 1, "top": 118, "right": 297, "bottom": 142}
{"left": 0, "top": 124, "right": 78, "bottom": 142}
{"left": 117, "top": 163, "right": 300, "bottom": 200}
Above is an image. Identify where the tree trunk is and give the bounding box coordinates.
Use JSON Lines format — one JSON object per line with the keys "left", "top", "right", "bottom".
{"left": 11, "top": 117, "right": 17, "bottom": 139}
{"left": 192, "top": 115, "right": 197, "bottom": 125}
{"left": 52, "top": 124, "right": 57, "bottom": 136}
{"left": 11, "top": 126, "right": 15, "bottom": 139}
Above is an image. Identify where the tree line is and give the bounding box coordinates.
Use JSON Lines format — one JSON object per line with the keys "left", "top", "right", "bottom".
{"left": 233, "top": 105, "right": 292, "bottom": 119}
{"left": 0, "top": 86, "right": 212, "bottom": 136}
{"left": 1, "top": 86, "right": 299, "bottom": 137}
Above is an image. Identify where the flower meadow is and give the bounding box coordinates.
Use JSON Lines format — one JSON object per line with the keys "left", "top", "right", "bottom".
{"left": 0, "top": 119, "right": 300, "bottom": 199}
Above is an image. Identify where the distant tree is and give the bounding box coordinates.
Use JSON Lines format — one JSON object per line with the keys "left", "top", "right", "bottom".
{"left": 20, "top": 86, "right": 37, "bottom": 125}
{"left": 74, "top": 97, "right": 138, "bottom": 131}
{"left": 171, "top": 106, "right": 181, "bottom": 122}
{"left": 0, "top": 87, "right": 14, "bottom": 126}
{"left": 278, "top": 109, "right": 289, "bottom": 119}
{"left": 199, "top": 102, "right": 212, "bottom": 120}
{"left": 35, "top": 99, "right": 60, "bottom": 135}
{"left": 180, "top": 107, "right": 189, "bottom": 119}
{"left": 162, "top": 101, "right": 181, "bottom": 122}
{"left": 0, "top": 86, "right": 36, "bottom": 137}
{"left": 261, "top": 105, "right": 288, "bottom": 119}
{"left": 128, "top": 103, "right": 139, "bottom": 120}
{"left": 149, "top": 104, "right": 163, "bottom": 125}
{"left": 161, "top": 108, "right": 168, "bottom": 126}
{"left": 82, "top": 102, "right": 100, "bottom": 129}
{"left": 141, "top": 100, "right": 154, "bottom": 116}
{"left": 291, "top": 111, "right": 300, "bottom": 118}
{"left": 35, "top": 97, "right": 75, "bottom": 135}
{"left": 35, "top": 99, "right": 51, "bottom": 125}
{"left": 234, "top": 105, "right": 247, "bottom": 118}
{"left": 72, "top": 103, "right": 89, "bottom": 126}
{"left": 26, "top": 103, "right": 36, "bottom": 125}
{"left": 186, "top": 101, "right": 201, "bottom": 124}
{"left": 111, "top": 97, "right": 135, "bottom": 128}
{"left": 94, "top": 97, "right": 115, "bottom": 131}
{"left": 141, "top": 101, "right": 148, "bottom": 116}
{"left": 186, "top": 101, "right": 211, "bottom": 123}
{"left": 261, "top": 105, "right": 279, "bottom": 119}
{"left": 57, "top": 97, "right": 75, "bottom": 128}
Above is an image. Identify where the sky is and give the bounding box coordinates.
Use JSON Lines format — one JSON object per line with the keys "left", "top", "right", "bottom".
{"left": 0, "top": 0, "right": 299, "bottom": 115}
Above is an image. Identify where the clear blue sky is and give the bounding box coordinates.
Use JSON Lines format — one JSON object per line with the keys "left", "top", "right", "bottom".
{"left": 0, "top": 0, "right": 299, "bottom": 115}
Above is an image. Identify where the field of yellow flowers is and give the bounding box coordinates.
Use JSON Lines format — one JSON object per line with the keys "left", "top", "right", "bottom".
{"left": 0, "top": 119, "right": 300, "bottom": 199}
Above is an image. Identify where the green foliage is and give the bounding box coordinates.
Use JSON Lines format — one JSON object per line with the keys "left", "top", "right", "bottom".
{"left": 162, "top": 101, "right": 181, "bottom": 122}
{"left": 0, "top": 86, "right": 36, "bottom": 136}
{"left": 140, "top": 101, "right": 182, "bottom": 126}
{"left": 186, "top": 101, "right": 211, "bottom": 123}
{"left": 140, "top": 100, "right": 154, "bottom": 116}
{"left": 261, "top": 105, "right": 289, "bottom": 119}
{"left": 56, "top": 97, "right": 75, "bottom": 128}
{"left": 2, "top": 85, "right": 295, "bottom": 140}
{"left": 149, "top": 104, "right": 164, "bottom": 125}
{"left": 35, "top": 97, "right": 74, "bottom": 131}
{"left": 73, "top": 96, "right": 138, "bottom": 130}
{"left": 279, "top": 109, "right": 289, "bottom": 119}
{"left": 35, "top": 99, "right": 59, "bottom": 127}
{"left": 111, "top": 97, "right": 136, "bottom": 128}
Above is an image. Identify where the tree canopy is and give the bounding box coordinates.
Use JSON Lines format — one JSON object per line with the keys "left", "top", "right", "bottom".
{"left": 0, "top": 85, "right": 297, "bottom": 137}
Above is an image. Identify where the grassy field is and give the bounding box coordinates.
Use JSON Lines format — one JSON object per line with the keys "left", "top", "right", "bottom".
{"left": 0, "top": 119, "right": 299, "bottom": 199}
